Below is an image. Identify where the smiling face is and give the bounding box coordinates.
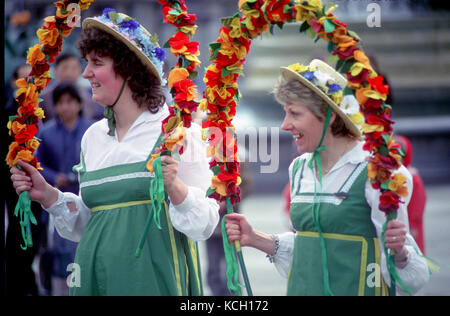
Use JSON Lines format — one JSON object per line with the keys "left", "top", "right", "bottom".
{"left": 281, "top": 101, "right": 328, "bottom": 154}
{"left": 82, "top": 51, "right": 125, "bottom": 106}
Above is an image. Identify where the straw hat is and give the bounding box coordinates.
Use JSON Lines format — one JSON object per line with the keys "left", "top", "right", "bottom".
{"left": 280, "top": 59, "right": 362, "bottom": 137}
{"left": 82, "top": 8, "right": 166, "bottom": 85}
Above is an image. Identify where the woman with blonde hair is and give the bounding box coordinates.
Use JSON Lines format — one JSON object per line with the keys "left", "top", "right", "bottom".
{"left": 226, "top": 59, "right": 429, "bottom": 296}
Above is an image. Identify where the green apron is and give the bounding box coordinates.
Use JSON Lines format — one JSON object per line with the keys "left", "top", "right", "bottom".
{"left": 70, "top": 134, "right": 203, "bottom": 296}
{"left": 287, "top": 158, "right": 389, "bottom": 296}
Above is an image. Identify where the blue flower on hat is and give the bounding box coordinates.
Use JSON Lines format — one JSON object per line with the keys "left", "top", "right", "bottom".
{"left": 102, "top": 8, "right": 116, "bottom": 17}
{"left": 153, "top": 47, "right": 166, "bottom": 62}
{"left": 328, "top": 83, "right": 342, "bottom": 94}
{"left": 121, "top": 20, "right": 140, "bottom": 30}
{"left": 304, "top": 71, "right": 316, "bottom": 81}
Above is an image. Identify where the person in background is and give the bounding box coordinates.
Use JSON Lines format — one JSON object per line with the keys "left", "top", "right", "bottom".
{"left": 394, "top": 134, "right": 426, "bottom": 254}
{"left": 36, "top": 82, "right": 94, "bottom": 295}
{"left": 39, "top": 52, "right": 104, "bottom": 123}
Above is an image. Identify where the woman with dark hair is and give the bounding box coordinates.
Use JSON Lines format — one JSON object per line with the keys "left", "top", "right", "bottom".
{"left": 10, "top": 9, "right": 219, "bottom": 296}
{"left": 225, "top": 60, "right": 429, "bottom": 296}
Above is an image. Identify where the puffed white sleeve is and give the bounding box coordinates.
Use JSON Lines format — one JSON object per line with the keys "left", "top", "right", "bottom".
{"left": 168, "top": 123, "right": 220, "bottom": 241}
{"left": 367, "top": 165, "right": 430, "bottom": 295}
{"left": 273, "top": 232, "right": 296, "bottom": 278}
{"left": 43, "top": 189, "right": 91, "bottom": 242}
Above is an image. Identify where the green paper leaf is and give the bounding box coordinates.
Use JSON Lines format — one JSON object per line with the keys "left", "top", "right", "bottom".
{"left": 323, "top": 19, "right": 335, "bottom": 33}
{"left": 348, "top": 30, "right": 361, "bottom": 41}
{"left": 381, "top": 180, "right": 390, "bottom": 190}
{"left": 168, "top": 9, "right": 180, "bottom": 16}
{"left": 206, "top": 187, "right": 216, "bottom": 197}
{"left": 328, "top": 54, "right": 339, "bottom": 65}
{"left": 299, "top": 22, "right": 310, "bottom": 33}
{"left": 212, "top": 165, "right": 221, "bottom": 175}
{"left": 341, "top": 59, "right": 354, "bottom": 73}
{"left": 343, "top": 86, "right": 354, "bottom": 96}
{"left": 306, "top": 27, "right": 316, "bottom": 39}
{"left": 327, "top": 40, "right": 337, "bottom": 54}
{"left": 381, "top": 134, "right": 390, "bottom": 145}
{"left": 336, "top": 59, "right": 345, "bottom": 72}
{"left": 378, "top": 144, "right": 389, "bottom": 156}
{"left": 163, "top": 40, "right": 170, "bottom": 49}
{"left": 222, "top": 67, "right": 232, "bottom": 78}
{"left": 283, "top": 4, "right": 291, "bottom": 14}
{"left": 108, "top": 12, "right": 119, "bottom": 22}
{"left": 188, "top": 71, "right": 198, "bottom": 81}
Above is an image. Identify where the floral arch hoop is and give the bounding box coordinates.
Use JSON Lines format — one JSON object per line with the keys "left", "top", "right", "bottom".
{"left": 199, "top": 0, "right": 409, "bottom": 295}
{"left": 6, "top": 0, "right": 409, "bottom": 296}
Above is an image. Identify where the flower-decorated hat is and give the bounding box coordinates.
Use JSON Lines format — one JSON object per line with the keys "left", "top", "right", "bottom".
{"left": 82, "top": 8, "right": 166, "bottom": 85}
{"left": 280, "top": 59, "right": 363, "bottom": 137}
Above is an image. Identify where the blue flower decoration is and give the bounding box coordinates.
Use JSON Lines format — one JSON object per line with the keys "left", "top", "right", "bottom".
{"left": 121, "top": 20, "right": 140, "bottom": 30}
{"left": 102, "top": 8, "right": 116, "bottom": 17}
{"left": 328, "top": 83, "right": 342, "bottom": 94}
{"left": 304, "top": 71, "right": 316, "bottom": 81}
{"left": 153, "top": 47, "right": 166, "bottom": 61}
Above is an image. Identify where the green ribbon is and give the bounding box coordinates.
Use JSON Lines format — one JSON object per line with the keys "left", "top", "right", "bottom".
{"left": 103, "top": 78, "right": 128, "bottom": 137}
{"left": 221, "top": 197, "right": 253, "bottom": 296}
{"left": 307, "top": 106, "right": 334, "bottom": 296}
{"left": 135, "top": 155, "right": 166, "bottom": 258}
{"left": 381, "top": 212, "right": 414, "bottom": 296}
{"left": 221, "top": 215, "right": 242, "bottom": 296}
{"left": 104, "top": 106, "right": 116, "bottom": 136}
{"left": 14, "top": 181, "right": 37, "bottom": 250}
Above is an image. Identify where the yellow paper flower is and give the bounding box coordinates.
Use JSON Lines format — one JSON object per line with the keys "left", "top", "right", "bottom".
{"left": 25, "top": 138, "right": 40, "bottom": 151}
{"left": 164, "top": 126, "right": 186, "bottom": 151}
{"left": 26, "top": 44, "right": 45, "bottom": 66}
{"left": 361, "top": 123, "right": 384, "bottom": 133}
{"left": 388, "top": 174, "right": 409, "bottom": 197}
{"left": 37, "top": 27, "right": 59, "bottom": 46}
{"left": 34, "top": 107, "right": 46, "bottom": 119}
{"left": 288, "top": 63, "right": 309, "bottom": 74}
{"left": 348, "top": 112, "right": 364, "bottom": 126}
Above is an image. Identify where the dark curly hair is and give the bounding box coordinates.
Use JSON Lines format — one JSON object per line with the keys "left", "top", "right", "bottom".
{"left": 77, "top": 27, "right": 166, "bottom": 113}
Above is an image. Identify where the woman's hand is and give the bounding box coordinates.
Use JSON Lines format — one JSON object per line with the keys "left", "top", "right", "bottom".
{"left": 160, "top": 155, "right": 187, "bottom": 205}
{"left": 225, "top": 213, "right": 255, "bottom": 247}
{"left": 10, "top": 160, "right": 58, "bottom": 208}
{"left": 225, "top": 213, "right": 277, "bottom": 255}
{"left": 384, "top": 219, "right": 409, "bottom": 266}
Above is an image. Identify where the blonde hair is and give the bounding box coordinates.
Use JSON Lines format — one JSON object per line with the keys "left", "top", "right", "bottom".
{"left": 273, "top": 77, "right": 351, "bottom": 137}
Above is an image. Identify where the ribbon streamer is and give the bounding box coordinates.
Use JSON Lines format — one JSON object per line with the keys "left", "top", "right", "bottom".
{"left": 307, "top": 106, "right": 334, "bottom": 296}
{"left": 135, "top": 155, "right": 167, "bottom": 258}
{"left": 222, "top": 197, "right": 253, "bottom": 296}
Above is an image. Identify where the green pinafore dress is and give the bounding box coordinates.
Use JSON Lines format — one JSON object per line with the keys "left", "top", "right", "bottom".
{"left": 287, "top": 158, "right": 390, "bottom": 296}
{"left": 70, "top": 134, "right": 203, "bottom": 296}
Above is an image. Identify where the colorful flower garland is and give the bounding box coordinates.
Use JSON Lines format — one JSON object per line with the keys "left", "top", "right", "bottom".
{"left": 146, "top": 0, "right": 201, "bottom": 171}
{"left": 201, "top": 0, "right": 408, "bottom": 294}
{"left": 6, "top": 0, "right": 96, "bottom": 250}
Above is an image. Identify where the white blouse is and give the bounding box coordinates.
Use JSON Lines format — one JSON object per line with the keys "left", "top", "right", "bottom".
{"left": 274, "top": 142, "right": 429, "bottom": 295}
{"left": 43, "top": 105, "right": 220, "bottom": 242}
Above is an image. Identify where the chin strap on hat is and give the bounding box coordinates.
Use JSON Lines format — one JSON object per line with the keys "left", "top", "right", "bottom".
{"left": 104, "top": 78, "right": 128, "bottom": 136}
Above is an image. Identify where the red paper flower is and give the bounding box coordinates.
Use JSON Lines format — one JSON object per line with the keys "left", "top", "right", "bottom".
{"left": 368, "top": 75, "right": 389, "bottom": 95}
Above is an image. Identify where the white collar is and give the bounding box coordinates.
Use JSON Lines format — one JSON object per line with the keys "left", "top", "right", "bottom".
{"left": 301, "top": 141, "right": 368, "bottom": 172}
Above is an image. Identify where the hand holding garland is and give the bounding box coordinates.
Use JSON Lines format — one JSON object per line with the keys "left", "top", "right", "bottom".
{"left": 6, "top": 0, "right": 96, "bottom": 250}
{"left": 136, "top": 0, "right": 201, "bottom": 258}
